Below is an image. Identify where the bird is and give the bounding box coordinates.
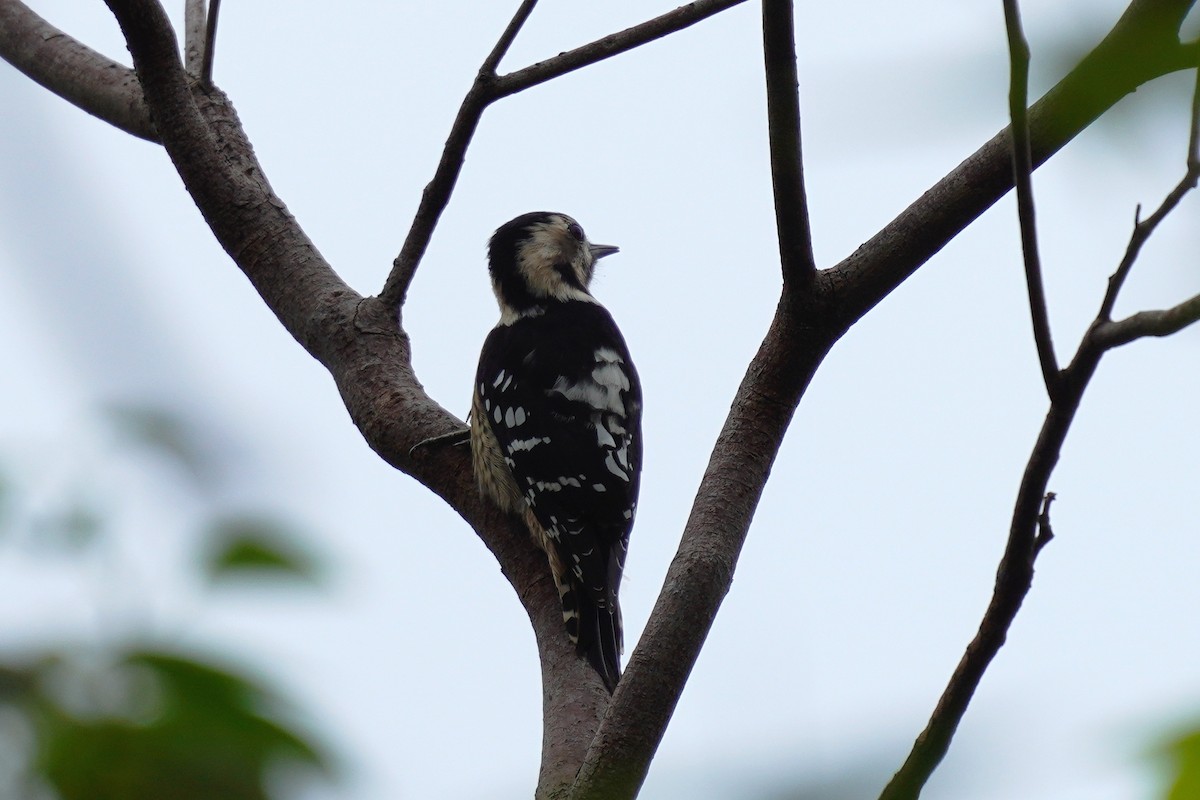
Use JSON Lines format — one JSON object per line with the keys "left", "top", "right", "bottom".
{"left": 469, "top": 211, "right": 642, "bottom": 693}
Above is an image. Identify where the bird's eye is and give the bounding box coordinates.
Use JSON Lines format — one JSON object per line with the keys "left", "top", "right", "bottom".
{"left": 566, "top": 222, "right": 585, "bottom": 241}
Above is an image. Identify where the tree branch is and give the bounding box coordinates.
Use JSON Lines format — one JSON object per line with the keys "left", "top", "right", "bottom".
{"left": 762, "top": 0, "right": 817, "bottom": 281}
{"left": 377, "top": 0, "right": 751, "bottom": 310}
{"left": 1092, "top": 293, "right": 1200, "bottom": 348}
{"left": 0, "top": 0, "right": 156, "bottom": 140}
{"left": 879, "top": 45, "right": 1200, "bottom": 800}
{"left": 826, "top": 0, "right": 1199, "bottom": 330}
{"left": 377, "top": 0, "right": 539, "bottom": 311}
{"left": 184, "top": 0, "right": 204, "bottom": 74}
{"left": 202, "top": 0, "right": 221, "bottom": 87}
{"left": 493, "top": 0, "right": 750, "bottom": 99}
{"left": 575, "top": 3, "right": 1200, "bottom": 798}
{"left": 1098, "top": 66, "right": 1200, "bottom": 323}
{"left": 570, "top": 290, "right": 836, "bottom": 800}
{"left": 1004, "top": 0, "right": 1061, "bottom": 398}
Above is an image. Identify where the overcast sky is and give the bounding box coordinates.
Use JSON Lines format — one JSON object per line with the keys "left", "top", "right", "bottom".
{"left": 3, "top": 2, "right": 1200, "bottom": 799}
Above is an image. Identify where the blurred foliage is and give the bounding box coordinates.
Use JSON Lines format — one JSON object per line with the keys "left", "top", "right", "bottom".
{"left": 105, "top": 403, "right": 216, "bottom": 487}
{"left": 0, "top": 467, "right": 11, "bottom": 535}
{"left": 31, "top": 502, "right": 103, "bottom": 552}
{"left": 0, "top": 405, "right": 336, "bottom": 799}
{"left": 1, "top": 650, "right": 329, "bottom": 800}
{"left": 204, "top": 515, "right": 323, "bottom": 585}
{"left": 1155, "top": 721, "right": 1200, "bottom": 800}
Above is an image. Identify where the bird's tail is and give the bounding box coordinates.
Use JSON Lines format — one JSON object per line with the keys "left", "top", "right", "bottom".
{"left": 563, "top": 583, "right": 623, "bottom": 693}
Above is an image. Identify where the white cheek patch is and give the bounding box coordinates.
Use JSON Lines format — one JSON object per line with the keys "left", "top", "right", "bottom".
{"left": 516, "top": 225, "right": 598, "bottom": 304}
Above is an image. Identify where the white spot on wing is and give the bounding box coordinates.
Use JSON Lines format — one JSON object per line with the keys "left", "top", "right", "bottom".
{"left": 508, "top": 436, "right": 544, "bottom": 452}
{"left": 595, "top": 423, "right": 616, "bottom": 449}
{"left": 605, "top": 452, "right": 629, "bottom": 481}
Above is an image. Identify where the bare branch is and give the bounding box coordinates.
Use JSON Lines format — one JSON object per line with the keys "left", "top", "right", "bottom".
{"left": 1004, "top": 0, "right": 1061, "bottom": 398}
{"left": 494, "top": 0, "right": 749, "bottom": 98}
{"left": 378, "top": 0, "right": 750, "bottom": 309}
{"left": 877, "top": 337, "right": 1090, "bottom": 800}
{"left": 881, "top": 39, "right": 1200, "bottom": 800}
{"left": 1098, "top": 67, "right": 1200, "bottom": 322}
{"left": 378, "top": 1, "right": 538, "bottom": 310}
{"left": 1092, "top": 294, "right": 1200, "bottom": 348}
{"left": 482, "top": 0, "right": 538, "bottom": 74}
{"left": 570, "top": 294, "right": 836, "bottom": 800}
{"left": 0, "top": 0, "right": 156, "bottom": 140}
{"left": 827, "top": 0, "right": 1199, "bottom": 330}
{"left": 762, "top": 0, "right": 817, "bottom": 281}
{"left": 1089, "top": 64, "right": 1200, "bottom": 349}
{"left": 184, "top": 0, "right": 204, "bottom": 74}
{"left": 202, "top": 0, "right": 221, "bottom": 87}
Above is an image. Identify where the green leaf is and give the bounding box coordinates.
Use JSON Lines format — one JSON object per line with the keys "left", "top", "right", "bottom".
{"left": 9, "top": 647, "right": 334, "bottom": 800}
{"left": 1163, "top": 726, "right": 1200, "bottom": 800}
{"left": 204, "top": 516, "right": 323, "bottom": 585}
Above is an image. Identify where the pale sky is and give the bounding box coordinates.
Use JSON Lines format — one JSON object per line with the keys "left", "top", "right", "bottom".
{"left": 2, "top": 2, "right": 1199, "bottom": 799}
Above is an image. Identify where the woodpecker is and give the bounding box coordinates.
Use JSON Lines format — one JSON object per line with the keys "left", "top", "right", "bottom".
{"left": 470, "top": 212, "right": 642, "bottom": 693}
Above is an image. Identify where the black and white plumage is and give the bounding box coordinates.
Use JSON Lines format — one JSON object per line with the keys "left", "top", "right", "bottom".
{"left": 470, "top": 212, "right": 642, "bottom": 693}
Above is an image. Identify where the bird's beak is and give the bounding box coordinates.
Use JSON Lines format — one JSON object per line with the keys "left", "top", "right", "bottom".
{"left": 590, "top": 243, "right": 619, "bottom": 260}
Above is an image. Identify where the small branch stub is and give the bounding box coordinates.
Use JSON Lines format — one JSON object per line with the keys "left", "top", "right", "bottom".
{"left": 1035, "top": 491, "right": 1056, "bottom": 552}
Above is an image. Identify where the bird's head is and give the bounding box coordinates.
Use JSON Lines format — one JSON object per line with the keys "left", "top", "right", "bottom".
{"left": 487, "top": 212, "right": 618, "bottom": 320}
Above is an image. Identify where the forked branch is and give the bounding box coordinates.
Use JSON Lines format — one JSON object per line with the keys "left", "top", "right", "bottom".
{"left": 378, "top": 0, "right": 751, "bottom": 309}
{"left": 0, "top": 0, "right": 156, "bottom": 140}
{"left": 879, "top": 41, "right": 1200, "bottom": 800}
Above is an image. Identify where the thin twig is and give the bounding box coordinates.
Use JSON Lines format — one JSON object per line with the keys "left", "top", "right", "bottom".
{"left": 1091, "top": 292, "right": 1200, "bottom": 349}
{"left": 481, "top": 0, "right": 537, "bottom": 74}
{"left": 201, "top": 0, "right": 221, "bottom": 87}
{"left": 378, "top": 0, "right": 750, "bottom": 309}
{"left": 762, "top": 0, "right": 817, "bottom": 281}
{"left": 880, "top": 52, "right": 1200, "bottom": 800}
{"left": 827, "top": 0, "right": 1199, "bottom": 328}
{"left": 184, "top": 0, "right": 204, "bottom": 74}
{"left": 493, "top": 0, "right": 749, "bottom": 99}
{"left": 1097, "top": 66, "right": 1200, "bottom": 322}
{"left": 378, "top": 0, "right": 539, "bottom": 310}
{"left": 1004, "top": 0, "right": 1060, "bottom": 398}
